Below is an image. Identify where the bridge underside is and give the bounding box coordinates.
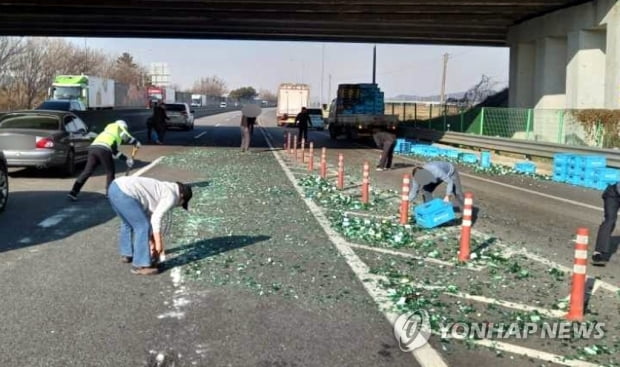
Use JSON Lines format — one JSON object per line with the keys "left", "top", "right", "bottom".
{"left": 0, "top": 1, "right": 592, "bottom": 46}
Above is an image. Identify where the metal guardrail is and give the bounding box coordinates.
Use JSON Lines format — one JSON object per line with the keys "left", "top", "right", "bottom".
{"left": 400, "top": 127, "right": 620, "bottom": 169}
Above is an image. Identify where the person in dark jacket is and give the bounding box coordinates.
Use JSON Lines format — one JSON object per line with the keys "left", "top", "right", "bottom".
{"left": 408, "top": 161, "right": 465, "bottom": 210}
{"left": 151, "top": 101, "right": 169, "bottom": 144}
{"left": 295, "top": 107, "right": 311, "bottom": 143}
{"left": 592, "top": 183, "right": 620, "bottom": 266}
{"left": 373, "top": 130, "right": 397, "bottom": 171}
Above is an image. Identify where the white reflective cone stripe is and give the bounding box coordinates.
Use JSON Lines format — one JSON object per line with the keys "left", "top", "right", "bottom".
{"left": 576, "top": 235, "right": 589, "bottom": 244}
{"left": 464, "top": 198, "right": 473, "bottom": 205}
{"left": 402, "top": 195, "right": 409, "bottom": 201}
{"left": 462, "top": 220, "right": 473, "bottom": 227}
{"left": 463, "top": 208, "right": 473, "bottom": 216}
{"left": 574, "top": 250, "right": 588, "bottom": 259}
{"left": 573, "top": 265, "right": 587, "bottom": 274}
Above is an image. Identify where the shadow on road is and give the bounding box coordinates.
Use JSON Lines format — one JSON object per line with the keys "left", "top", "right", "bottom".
{"left": 160, "top": 235, "right": 271, "bottom": 273}
{"left": 0, "top": 190, "right": 114, "bottom": 252}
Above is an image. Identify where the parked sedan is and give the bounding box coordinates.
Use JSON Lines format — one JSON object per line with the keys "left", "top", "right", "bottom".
{"left": 164, "top": 103, "right": 194, "bottom": 130}
{"left": 0, "top": 110, "right": 95, "bottom": 176}
{"left": 36, "top": 99, "right": 86, "bottom": 112}
{"left": 0, "top": 151, "right": 7, "bottom": 212}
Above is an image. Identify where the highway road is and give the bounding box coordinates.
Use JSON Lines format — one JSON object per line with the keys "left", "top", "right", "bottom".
{"left": 0, "top": 109, "right": 617, "bottom": 367}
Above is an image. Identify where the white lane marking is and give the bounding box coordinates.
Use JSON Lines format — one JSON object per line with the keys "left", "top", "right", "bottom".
{"left": 157, "top": 266, "right": 189, "bottom": 320}
{"left": 37, "top": 207, "right": 79, "bottom": 228}
{"left": 442, "top": 334, "right": 601, "bottom": 367}
{"left": 19, "top": 237, "right": 32, "bottom": 244}
{"left": 194, "top": 131, "right": 208, "bottom": 139}
{"left": 259, "top": 126, "right": 449, "bottom": 367}
{"left": 131, "top": 156, "right": 165, "bottom": 177}
{"left": 396, "top": 155, "right": 603, "bottom": 212}
{"left": 215, "top": 123, "right": 221, "bottom": 127}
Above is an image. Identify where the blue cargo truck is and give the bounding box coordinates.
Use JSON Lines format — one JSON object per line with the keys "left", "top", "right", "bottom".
{"left": 326, "top": 83, "right": 398, "bottom": 140}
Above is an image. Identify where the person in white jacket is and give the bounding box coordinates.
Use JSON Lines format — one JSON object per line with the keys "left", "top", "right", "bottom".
{"left": 107, "top": 176, "right": 193, "bottom": 275}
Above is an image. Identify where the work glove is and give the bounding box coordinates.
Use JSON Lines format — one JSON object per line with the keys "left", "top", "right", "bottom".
{"left": 135, "top": 141, "right": 142, "bottom": 148}
{"left": 126, "top": 158, "right": 134, "bottom": 168}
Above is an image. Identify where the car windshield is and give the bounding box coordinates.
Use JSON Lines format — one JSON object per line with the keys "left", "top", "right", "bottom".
{"left": 53, "top": 87, "right": 81, "bottom": 100}
{"left": 165, "top": 104, "right": 186, "bottom": 112}
{"left": 37, "top": 101, "right": 70, "bottom": 110}
{"left": 0, "top": 114, "right": 60, "bottom": 130}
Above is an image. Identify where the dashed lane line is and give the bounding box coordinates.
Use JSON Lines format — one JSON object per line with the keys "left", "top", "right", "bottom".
{"left": 193, "top": 131, "right": 208, "bottom": 139}
{"left": 131, "top": 156, "right": 165, "bottom": 177}
{"left": 260, "top": 126, "right": 449, "bottom": 367}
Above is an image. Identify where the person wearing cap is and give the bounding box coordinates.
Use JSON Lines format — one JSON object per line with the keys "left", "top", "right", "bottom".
{"left": 294, "top": 107, "right": 311, "bottom": 144}
{"left": 68, "top": 120, "right": 141, "bottom": 200}
{"left": 107, "top": 176, "right": 192, "bottom": 275}
{"left": 408, "top": 161, "right": 465, "bottom": 210}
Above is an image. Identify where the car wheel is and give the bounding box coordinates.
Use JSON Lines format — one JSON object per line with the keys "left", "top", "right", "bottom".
{"left": 0, "top": 159, "right": 8, "bottom": 213}
{"left": 64, "top": 149, "right": 76, "bottom": 177}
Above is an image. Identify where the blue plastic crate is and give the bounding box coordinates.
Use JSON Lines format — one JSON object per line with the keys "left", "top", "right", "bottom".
{"left": 553, "top": 164, "right": 568, "bottom": 176}
{"left": 552, "top": 172, "right": 567, "bottom": 182}
{"left": 594, "top": 181, "right": 610, "bottom": 190}
{"left": 553, "top": 153, "right": 573, "bottom": 166}
{"left": 424, "top": 147, "right": 440, "bottom": 157}
{"left": 571, "top": 156, "right": 587, "bottom": 169}
{"left": 584, "top": 155, "right": 606, "bottom": 169}
{"left": 414, "top": 198, "right": 456, "bottom": 229}
{"left": 596, "top": 168, "right": 620, "bottom": 182}
{"left": 445, "top": 150, "right": 460, "bottom": 159}
{"left": 480, "top": 151, "right": 491, "bottom": 168}
{"left": 514, "top": 161, "right": 537, "bottom": 174}
{"left": 460, "top": 153, "right": 479, "bottom": 164}
{"left": 584, "top": 177, "right": 598, "bottom": 189}
{"left": 567, "top": 175, "right": 585, "bottom": 186}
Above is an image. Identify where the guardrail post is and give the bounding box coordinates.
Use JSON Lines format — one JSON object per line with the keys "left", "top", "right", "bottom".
{"left": 525, "top": 108, "right": 533, "bottom": 140}
{"left": 479, "top": 108, "right": 485, "bottom": 135}
{"left": 414, "top": 103, "right": 417, "bottom": 122}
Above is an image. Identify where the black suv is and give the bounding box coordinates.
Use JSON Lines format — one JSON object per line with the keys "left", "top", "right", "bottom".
{"left": 0, "top": 151, "right": 7, "bottom": 212}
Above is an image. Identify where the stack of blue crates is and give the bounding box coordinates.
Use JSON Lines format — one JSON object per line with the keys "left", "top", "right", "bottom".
{"left": 553, "top": 153, "right": 619, "bottom": 190}
{"left": 514, "top": 161, "right": 537, "bottom": 174}
{"left": 339, "top": 84, "right": 385, "bottom": 115}
{"left": 414, "top": 198, "right": 456, "bottom": 229}
{"left": 459, "top": 153, "right": 478, "bottom": 164}
{"left": 480, "top": 151, "right": 492, "bottom": 168}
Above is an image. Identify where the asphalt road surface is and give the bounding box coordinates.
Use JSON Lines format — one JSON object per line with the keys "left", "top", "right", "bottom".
{"left": 0, "top": 109, "right": 617, "bottom": 367}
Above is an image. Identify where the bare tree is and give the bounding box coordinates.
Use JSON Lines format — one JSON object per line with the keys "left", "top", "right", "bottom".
{"left": 191, "top": 76, "right": 228, "bottom": 97}
{"left": 461, "top": 74, "right": 499, "bottom": 106}
{"left": 0, "top": 37, "right": 23, "bottom": 78}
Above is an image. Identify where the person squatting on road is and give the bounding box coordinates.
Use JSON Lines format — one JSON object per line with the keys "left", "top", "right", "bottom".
{"left": 295, "top": 107, "right": 311, "bottom": 143}
{"left": 372, "top": 130, "right": 397, "bottom": 171}
{"left": 108, "top": 176, "right": 193, "bottom": 275}
{"left": 592, "top": 183, "right": 620, "bottom": 266}
{"left": 67, "top": 120, "right": 140, "bottom": 200}
{"left": 240, "top": 114, "right": 256, "bottom": 152}
{"left": 408, "top": 161, "right": 465, "bottom": 210}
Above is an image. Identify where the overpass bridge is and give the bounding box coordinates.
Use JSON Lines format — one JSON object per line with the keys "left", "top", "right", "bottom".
{"left": 0, "top": 0, "right": 618, "bottom": 109}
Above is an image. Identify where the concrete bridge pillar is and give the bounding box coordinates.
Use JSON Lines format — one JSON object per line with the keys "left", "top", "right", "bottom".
{"left": 508, "top": 0, "right": 619, "bottom": 109}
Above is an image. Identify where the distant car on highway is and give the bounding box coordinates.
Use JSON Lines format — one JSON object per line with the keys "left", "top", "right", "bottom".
{"left": 164, "top": 103, "right": 194, "bottom": 131}
{"left": 220, "top": 101, "right": 227, "bottom": 108}
{"left": 307, "top": 108, "right": 326, "bottom": 130}
{"left": 36, "top": 99, "right": 86, "bottom": 112}
{"left": 0, "top": 110, "right": 96, "bottom": 176}
{"left": 0, "top": 150, "right": 7, "bottom": 212}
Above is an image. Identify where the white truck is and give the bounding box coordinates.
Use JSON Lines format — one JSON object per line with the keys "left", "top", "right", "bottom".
{"left": 326, "top": 83, "right": 398, "bottom": 140}
{"left": 191, "top": 94, "right": 207, "bottom": 107}
{"left": 276, "top": 83, "right": 310, "bottom": 126}
{"left": 49, "top": 75, "right": 115, "bottom": 109}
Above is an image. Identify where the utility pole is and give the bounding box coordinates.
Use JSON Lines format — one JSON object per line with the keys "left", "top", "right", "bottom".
{"left": 372, "top": 45, "right": 377, "bottom": 84}
{"left": 440, "top": 53, "right": 449, "bottom": 104}
{"left": 328, "top": 73, "right": 332, "bottom": 103}
{"left": 320, "top": 44, "right": 325, "bottom": 106}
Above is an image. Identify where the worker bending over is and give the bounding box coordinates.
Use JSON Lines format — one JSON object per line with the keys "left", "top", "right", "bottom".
{"left": 372, "top": 130, "right": 397, "bottom": 171}
{"left": 108, "top": 176, "right": 193, "bottom": 275}
{"left": 592, "top": 183, "right": 620, "bottom": 266}
{"left": 409, "top": 161, "right": 465, "bottom": 210}
{"left": 68, "top": 120, "right": 140, "bottom": 200}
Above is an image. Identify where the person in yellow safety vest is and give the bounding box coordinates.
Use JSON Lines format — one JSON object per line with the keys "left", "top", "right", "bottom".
{"left": 67, "top": 120, "right": 141, "bottom": 201}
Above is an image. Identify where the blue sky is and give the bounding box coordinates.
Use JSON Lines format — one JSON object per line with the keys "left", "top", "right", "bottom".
{"left": 67, "top": 38, "right": 509, "bottom": 103}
